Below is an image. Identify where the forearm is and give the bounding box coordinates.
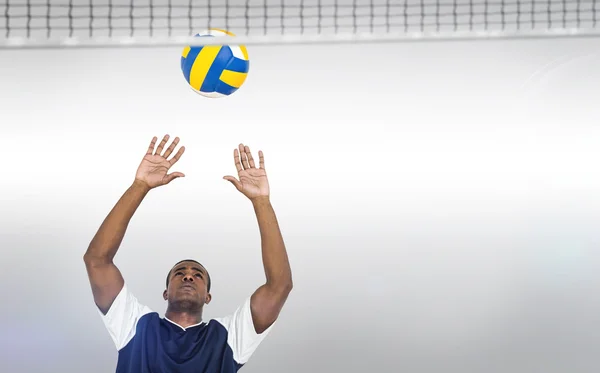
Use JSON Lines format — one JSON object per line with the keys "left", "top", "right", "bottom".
{"left": 252, "top": 196, "right": 292, "bottom": 290}
{"left": 84, "top": 179, "right": 150, "bottom": 263}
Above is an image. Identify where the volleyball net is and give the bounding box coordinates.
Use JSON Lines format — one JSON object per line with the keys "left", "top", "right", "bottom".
{"left": 1, "top": 0, "right": 599, "bottom": 48}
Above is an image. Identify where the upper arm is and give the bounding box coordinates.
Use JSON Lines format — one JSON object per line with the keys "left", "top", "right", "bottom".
{"left": 249, "top": 283, "right": 292, "bottom": 334}
{"left": 83, "top": 255, "right": 125, "bottom": 315}
{"left": 83, "top": 257, "right": 153, "bottom": 351}
{"left": 212, "top": 296, "right": 277, "bottom": 366}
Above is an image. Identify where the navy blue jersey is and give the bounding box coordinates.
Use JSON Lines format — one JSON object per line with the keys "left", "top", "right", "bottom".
{"left": 98, "top": 284, "right": 274, "bottom": 373}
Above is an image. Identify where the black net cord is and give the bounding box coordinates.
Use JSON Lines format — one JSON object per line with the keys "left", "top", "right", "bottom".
{"left": 245, "top": 0, "right": 249, "bottom": 35}
{"left": 187, "top": 0, "right": 191, "bottom": 35}
{"left": 68, "top": 0, "right": 72, "bottom": 36}
{"left": 109, "top": 0, "right": 113, "bottom": 36}
{"left": 281, "top": 0, "right": 285, "bottom": 34}
{"left": 263, "top": 0, "right": 266, "bottom": 34}
{"left": 89, "top": 0, "right": 93, "bottom": 37}
{"left": 318, "top": 0, "right": 322, "bottom": 33}
{"left": 385, "top": 0, "right": 390, "bottom": 32}
{"left": 4, "top": 0, "right": 8, "bottom": 37}
{"left": 149, "top": 0, "right": 153, "bottom": 36}
{"left": 26, "top": 0, "right": 30, "bottom": 37}
{"left": 45, "top": 0, "right": 49, "bottom": 36}
{"left": 206, "top": 0, "right": 210, "bottom": 33}
{"left": 130, "top": 0, "right": 134, "bottom": 36}
{"left": 167, "top": 0, "right": 170, "bottom": 35}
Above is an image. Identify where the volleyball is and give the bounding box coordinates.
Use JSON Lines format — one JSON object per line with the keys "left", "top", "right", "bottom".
{"left": 180, "top": 29, "right": 250, "bottom": 98}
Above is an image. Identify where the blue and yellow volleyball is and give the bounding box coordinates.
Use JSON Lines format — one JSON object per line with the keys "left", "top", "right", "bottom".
{"left": 180, "top": 28, "right": 249, "bottom": 98}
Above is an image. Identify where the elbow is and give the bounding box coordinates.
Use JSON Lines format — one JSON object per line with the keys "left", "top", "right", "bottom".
{"left": 283, "top": 272, "right": 293, "bottom": 291}
{"left": 83, "top": 250, "right": 95, "bottom": 264}
{"left": 270, "top": 278, "right": 293, "bottom": 295}
{"left": 83, "top": 252, "right": 94, "bottom": 267}
{"left": 83, "top": 250, "right": 112, "bottom": 267}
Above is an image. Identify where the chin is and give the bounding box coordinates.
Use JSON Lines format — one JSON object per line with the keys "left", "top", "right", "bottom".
{"left": 170, "top": 298, "right": 202, "bottom": 311}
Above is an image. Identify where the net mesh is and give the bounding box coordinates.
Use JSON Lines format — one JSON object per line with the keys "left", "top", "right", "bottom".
{"left": 1, "top": 0, "right": 599, "bottom": 47}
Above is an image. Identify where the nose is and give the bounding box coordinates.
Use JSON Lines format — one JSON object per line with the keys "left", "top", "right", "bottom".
{"left": 183, "top": 273, "right": 194, "bottom": 282}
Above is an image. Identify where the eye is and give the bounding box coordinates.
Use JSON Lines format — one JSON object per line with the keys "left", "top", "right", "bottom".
{"left": 175, "top": 272, "right": 183, "bottom": 276}
{"left": 195, "top": 273, "right": 203, "bottom": 278}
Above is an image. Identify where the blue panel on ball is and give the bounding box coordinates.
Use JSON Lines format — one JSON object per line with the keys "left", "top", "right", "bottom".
{"left": 181, "top": 46, "right": 204, "bottom": 84}
{"left": 226, "top": 58, "right": 250, "bottom": 74}
{"left": 200, "top": 46, "right": 233, "bottom": 93}
{"left": 215, "top": 81, "right": 238, "bottom": 96}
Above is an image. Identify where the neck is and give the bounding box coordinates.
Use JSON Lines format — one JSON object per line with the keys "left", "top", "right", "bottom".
{"left": 165, "top": 308, "right": 203, "bottom": 328}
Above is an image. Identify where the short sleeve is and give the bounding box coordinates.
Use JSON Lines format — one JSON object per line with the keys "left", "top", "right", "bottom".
{"left": 98, "top": 283, "right": 154, "bottom": 351}
{"left": 212, "top": 297, "right": 276, "bottom": 365}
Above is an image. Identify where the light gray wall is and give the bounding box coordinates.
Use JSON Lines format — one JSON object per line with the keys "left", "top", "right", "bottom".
{"left": 1, "top": 21, "right": 600, "bottom": 373}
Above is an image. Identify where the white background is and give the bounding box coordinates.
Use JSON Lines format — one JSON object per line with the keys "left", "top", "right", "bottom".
{"left": 1, "top": 26, "right": 600, "bottom": 373}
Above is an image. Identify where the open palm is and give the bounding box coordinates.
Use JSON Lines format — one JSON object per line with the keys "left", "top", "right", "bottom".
{"left": 224, "top": 144, "right": 269, "bottom": 200}
{"left": 135, "top": 135, "right": 185, "bottom": 189}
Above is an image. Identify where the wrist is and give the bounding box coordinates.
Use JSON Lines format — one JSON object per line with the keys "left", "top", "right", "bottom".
{"left": 250, "top": 195, "right": 271, "bottom": 206}
{"left": 132, "top": 179, "right": 152, "bottom": 194}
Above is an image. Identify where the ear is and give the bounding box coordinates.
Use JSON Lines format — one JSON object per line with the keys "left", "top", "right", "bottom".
{"left": 205, "top": 293, "right": 212, "bottom": 305}
{"left": 163, "top": 289, "right": 168, "bottom": 301}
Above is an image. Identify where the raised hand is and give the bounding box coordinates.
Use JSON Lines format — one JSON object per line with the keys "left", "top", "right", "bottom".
{"left": 135, "top": 135, "right": 185, "bottom": 189}
{"left": 223, "top": 143, "right": 269, "bottom": 200}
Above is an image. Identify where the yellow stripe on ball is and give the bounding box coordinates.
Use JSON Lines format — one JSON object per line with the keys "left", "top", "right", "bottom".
{"left": 240, "top": 45, "right": 249, "bottom": 61}
{"left": 219, "top": 70, "right": 248, "bottom": 88}
{"left": 189, "top": 46, "right": 222, "bottom": 90}
{"left": 210, "top": 28, "right": 236, "bottom": 36}
{"left": 182, "top": 46, "right": 191, "bottom": 58}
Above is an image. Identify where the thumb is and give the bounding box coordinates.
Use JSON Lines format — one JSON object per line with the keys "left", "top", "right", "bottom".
{"left": 223, "top": 176, "right": 242, "bottom": 191}
{"left": 165, "top": 172, "right": 185, "bottom": 184}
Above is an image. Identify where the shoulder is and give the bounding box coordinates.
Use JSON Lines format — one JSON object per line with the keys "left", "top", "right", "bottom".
{"left": 209, "top": 297, "right": 276, "bottom": 366}
{"left": 98, "top": 283, "right": 155, "bottom": 351}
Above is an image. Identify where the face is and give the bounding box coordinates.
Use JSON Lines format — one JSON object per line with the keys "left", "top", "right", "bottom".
{"left": 163, "top": 261, "right": 212, "bottom": 311}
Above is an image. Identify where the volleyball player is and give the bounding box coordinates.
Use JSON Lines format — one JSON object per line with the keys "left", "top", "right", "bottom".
{"left": 83, "top": 135, "right": 293, "bottom": 373}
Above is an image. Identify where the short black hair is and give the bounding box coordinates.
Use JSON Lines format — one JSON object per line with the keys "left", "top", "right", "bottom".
{"left": 166, "top": 259, "right": 211, "bottom": 292}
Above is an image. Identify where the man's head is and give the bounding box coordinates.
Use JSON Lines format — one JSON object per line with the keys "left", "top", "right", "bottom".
{"left": 163, "top": 259, "right": 212, "bottom": 312}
